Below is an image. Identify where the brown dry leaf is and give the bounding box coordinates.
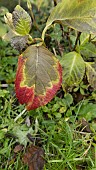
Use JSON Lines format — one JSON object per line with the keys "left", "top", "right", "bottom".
{"left": 81, "top": 118, "right": 91, "bottom": 133}
{"left": 14, "top": 144, "right": 23, "bottom": 153}
{"left": 23, "top": 145, "right": 45, "bottom": 170}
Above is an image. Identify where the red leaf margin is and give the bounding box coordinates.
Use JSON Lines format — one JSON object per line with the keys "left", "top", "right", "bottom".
{"left": 15, "top": 51, "right": 62, "bottom": 110}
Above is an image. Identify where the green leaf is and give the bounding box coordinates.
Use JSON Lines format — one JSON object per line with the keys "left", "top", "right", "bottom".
{"left": 75, "top": 101, "right": 96, "bottom": 121}
{"left": 80, "top": 42, "right": 96, "bottom": 59}
{"left": 12, "top": 5, "right": 32, "bottom": 35}
{"left": 0, "top": 90, "right": 9, "bottom": 98}
{"left": 80, "top": 32, "right": 89, "bottom": 46}
{"left": 0, "top": 21, "right": 8, "bottom": 37}
{"left": 50, "top": 24, "right": 62, "bottom": 42}
{"left": 91, "top": 34, "right": 96, "bottom": 42}
{"left": 86, "top": 62, "right": 96, "bottom": 89}
{"left": 42, "top": 0, "right": 96, "bottom": 39}
{"left": 13, "top": 126, "right": 33, "bottom": 146}
{"left": 0, "top": 130, "right": 5, "bottom": 140}
{"left": 61, "top": 51, "right": 85, "bottom": 89}
{"left": 0, "top": 6, "right": 9, "bottom": 17}
{"left": 64, "top": 93, "right": 73, "bottom": 106}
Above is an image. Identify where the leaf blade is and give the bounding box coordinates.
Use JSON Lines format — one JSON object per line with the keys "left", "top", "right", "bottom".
{"left": 12, "top": 5, "right": 32, "bottom": 35}
{"left": 15, "top": 46, "right": 62, "bottom": 110}
{"left": 80, "top": 42, "right": 96, "bottom": 59}
{"left": 42, "top": 0, "right": 96, "bottom": 39}
{"left": 61, "top": 51, "right": 85, "bottom": 89}
{"left": 86, "top": 62, "right": 96, "bottom": 89}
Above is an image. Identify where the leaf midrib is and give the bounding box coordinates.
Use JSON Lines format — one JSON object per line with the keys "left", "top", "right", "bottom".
{"left": 69, "top": 55, "right": 76, "bottom": 75}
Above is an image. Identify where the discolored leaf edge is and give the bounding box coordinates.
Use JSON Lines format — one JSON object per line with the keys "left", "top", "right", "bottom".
{"left": 15, "top": 46, "right": 62, "bottom": 110}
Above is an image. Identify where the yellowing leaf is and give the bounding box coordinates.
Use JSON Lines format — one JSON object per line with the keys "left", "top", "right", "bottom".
{"left": 42, "top": 0, "right": 96, "bottom": 39}
{"left": 86, "top": 62, "right": 96, "bottom": 89}
{"left": 15, "top": 45, "right": 62, "bottom": 110}
{"left": 61, "top": 51, "right": 85, "bottom": 89}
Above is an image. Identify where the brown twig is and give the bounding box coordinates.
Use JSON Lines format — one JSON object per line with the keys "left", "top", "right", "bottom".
{"left": 60, "top": 24, "right": 65, "bottom": 39}
{"left": 73, "top": 31, "right": 81, "bottom": 51}
{"left": 67, "top": 28, "right": 72, "bottom": 51}
{"left": 53, "top": 0, "right": 57, "bottom": 6}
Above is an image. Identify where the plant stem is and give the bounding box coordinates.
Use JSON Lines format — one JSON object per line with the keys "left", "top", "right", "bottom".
{"left": 53, "top": 1, "right": 65, "bottom": 39}
{"left": 18, "top": 0, "right": 21, "bottom": 5}
{"left": 42, "top": 26, "right": 49, "bottom": 40}
{"left": 14, "top": 108, "right": 27, "bottom": 122}
{"left": 27, "top": 0, "right": 42, "bottom": 33}
{"left": 29, "top": 4, "right": 35, "bottom": 22}
{"left": 95, "top": 146, "right": 96, "bottom": 167}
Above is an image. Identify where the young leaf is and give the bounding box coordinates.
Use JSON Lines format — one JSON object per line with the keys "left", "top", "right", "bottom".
{"left": 61, "top": 51, "right": 85, "bottom": 89}
{"left": 4, "top": 12, "right": 14, "bottom": 29}
{"left": 42, "top": 0, "right": 96, "bottom": 39}
{"left": 15, "top": 45, "right": 62, "bottom": 110}
{"left": 86, "top": 62, "right": 96, "bottom": 89}
{"left": 12, "top": 5, "right": 32, "bottom": 35}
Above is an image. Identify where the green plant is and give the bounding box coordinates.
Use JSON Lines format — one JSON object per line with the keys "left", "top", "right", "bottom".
{"left": 73, "top": 82, "right": 88, "bottom": 95}
{"left": 1, "top": 0, "right": 96, "bottom": 169}
{"left": 3, "top": 0, "right": 96, "bottom": 113}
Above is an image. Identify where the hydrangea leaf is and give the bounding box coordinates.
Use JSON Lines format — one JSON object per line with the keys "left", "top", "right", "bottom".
{"left": 42, "top": 0, "right": 96, "bottom": 39}
{"left": 80, "top": 42, "right": 96, "bottom": 59}
{"left": 12, "top": 5, "right": 32, "bottom": 35}
{"left": 15, "top": 45, "right": 62, "bottom": 110}
{"left": 61, "top": 51, "right": 85, "bottom": 89}
{"left": 86, "top": 62, "right": 96, "bottom": 89}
